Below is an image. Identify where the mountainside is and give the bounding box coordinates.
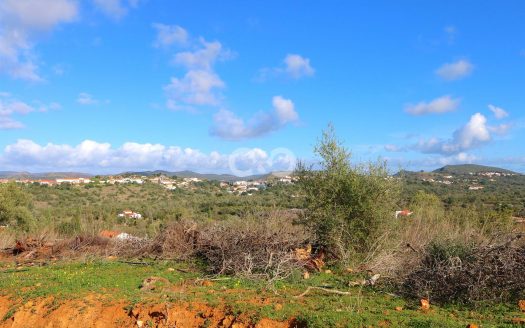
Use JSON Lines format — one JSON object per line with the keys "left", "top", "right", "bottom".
{"left": 0, "top": 169, "right": 282, "bottom": 182}
{"left": 0, "top": 171, "right": 92, "bottom": 179}
{"left": 433, "top": 164, "right": 518, "bottom": 175}
{"left": 121, "top": 170, "right": 270, "bottom": 182}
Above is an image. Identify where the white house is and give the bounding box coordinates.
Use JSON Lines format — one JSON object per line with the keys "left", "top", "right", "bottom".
{"left": 118, "top": 210, "right": 142, "bottom": 219}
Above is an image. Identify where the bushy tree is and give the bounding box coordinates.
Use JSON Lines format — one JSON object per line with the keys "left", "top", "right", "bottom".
{"left": 295, "top": 125, "right": 400, "bottom": 259}
{"left": 0, "top": 182, "right": 34, "bottom": 231}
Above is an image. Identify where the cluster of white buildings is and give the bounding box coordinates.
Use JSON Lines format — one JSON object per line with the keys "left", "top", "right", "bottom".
{"left": 72, "top": 175, "right": 204, "bottom": 190}
{"left": 421, "top": 177, "right": 453, "bottom": 185}
{"left": 117, "top": 210, "right": 142, "bottom": 219}
{"left": 224, "top": 180, "right": 265, "bottom": 195}
{"left": 0, "top": 177, "right": 92, "bottom": 185}
{"left": 1, "top": 173, "right": 297, "bottom": 194}
{"left": 468, "top": 185, "right": 484, "bottom": 191}
{"left": 100, "top": 177, "right": 144, "bottom": 185}
{"left": 473, "top": 171, "right": 517, "bottom": 177}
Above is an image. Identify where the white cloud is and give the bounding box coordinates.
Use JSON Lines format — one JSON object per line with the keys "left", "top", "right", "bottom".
{"left": 392, "top": 152, "right": 479, "bottom": 171}
{"left": 414, "top": 113, "right": 491, "bottom": 155}
{"left": 405, "top": 95, "right": 460, "bottom": 115}
{"left": 0, "top": 117, "right": 25, "bottom": 129}
{"left": 0, "top": 0, "right": 78, "bottom": 81}
{"left": 163, "top": 37, "right": 233, "bottom": 110}
{"left": 92, "top": 0, "right": 139, "bottom": 20}
{"left": 210, "top": 96, "right": 299, "bottom": 140}
{"left": 432, "top": 152, "right": 478, "bottom": 166}
{"left": 284, "top": 54, "right": 315, "bottom": 79}
{"left": 488, "top": 104, "right": 509, "bottom": 119}
{"left": 257, "top": 54, "right": 315, "bottom": 81}
{"left": 0, "top": 100, "right": 34, "bottom": 116}
{"left": 164, "top": 70, "right": 225, "bottom": 109}
{"left": 0, "top": 0, "right": 77, "bottom": 30}
{"left": 0, "top": 94, "right": 60, "bottom": 129}
{"left": 172, "top": 38, "right": 233, "bottom": 70}
{"left": 488, "top": 123, "right": 512, "bottom": 136}
{"left": 153, "top": 23, "right": 188, "bottom": 48}
{"left": 436, "top": 59, "right": 473, "bottom": 81}
{"left": 273, "top": 95, "right": 298, "bottom": 123}
{"left": 77, "top": 93, "right": 99, "bottom": 106}
{"left": 0, "top": 139, "right": 293, "bottom": 175}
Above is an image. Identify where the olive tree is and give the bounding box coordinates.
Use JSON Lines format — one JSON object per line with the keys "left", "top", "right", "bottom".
{"left": 295, "top": 125, "right": 400, "bottom": 259}
{"left": 0, "top": 182, "right": 34, "bottom": 231}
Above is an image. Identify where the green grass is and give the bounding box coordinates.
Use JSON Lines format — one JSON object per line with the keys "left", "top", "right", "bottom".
{"left": 1, "top": 260, "right": 522, "bottom": 327}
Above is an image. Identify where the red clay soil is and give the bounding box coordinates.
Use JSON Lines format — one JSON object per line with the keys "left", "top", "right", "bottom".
{"left": 0, "top": 295, "right": 297, "bottom": 328}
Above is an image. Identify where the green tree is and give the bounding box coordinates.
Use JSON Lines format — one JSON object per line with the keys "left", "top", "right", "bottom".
{"left": 295, "top": 125, "right": 400, "bottom": 259}
{"left": 0, "top": 182, "right": 34, "bottom": 230}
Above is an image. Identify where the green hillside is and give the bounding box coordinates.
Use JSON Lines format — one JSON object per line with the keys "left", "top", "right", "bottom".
{"left": 433, "top": 164, "right": 518, "bottom": 175}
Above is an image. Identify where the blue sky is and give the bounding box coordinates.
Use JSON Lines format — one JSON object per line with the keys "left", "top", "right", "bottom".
{"left": 0, "top": 0, "right": 524, "bottom": 175}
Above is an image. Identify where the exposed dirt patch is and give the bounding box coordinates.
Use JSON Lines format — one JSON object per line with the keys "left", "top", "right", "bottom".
{"left": 0, "top": 295, "right": 295, "bottom": 328}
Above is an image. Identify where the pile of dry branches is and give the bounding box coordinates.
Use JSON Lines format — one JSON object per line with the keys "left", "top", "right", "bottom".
{"left": 114, "top": 217, "right": 311, "bottom": 280}
{"left": 400, "top": 234, "right": 525, "bottom": 304}
{"left": 195, "top": 217, "right": 309, "bottom": 280}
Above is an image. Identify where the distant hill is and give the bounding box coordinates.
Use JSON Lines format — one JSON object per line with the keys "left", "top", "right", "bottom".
{"left": 121, "top": 170, "right": 271, "bottom": 182}
{"left": 0, "top": 171, "right": 92, "bottom": 179}
{"left": 432, "top": 164, "right": 518, "bottom": 175}
{"left": 0, "top": 169, "right": 281, "bottom": 182}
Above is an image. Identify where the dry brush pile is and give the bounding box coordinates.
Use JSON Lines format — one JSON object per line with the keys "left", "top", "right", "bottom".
{"left": 142, "top": 217, "right": 311, "bottom": 280}
{"left": 400, "top": 234, "right": 525, "bottom": 304}
{"left": 366, "top": 210, "right": 525, "bottom": 304}
{"left": 2, "top": 216, "right": 313, "bottom": 281}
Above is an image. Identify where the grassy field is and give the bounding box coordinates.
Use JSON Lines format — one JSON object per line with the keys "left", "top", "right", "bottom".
{"left": 0, "top": 259, "right": 523, "bottom": 327}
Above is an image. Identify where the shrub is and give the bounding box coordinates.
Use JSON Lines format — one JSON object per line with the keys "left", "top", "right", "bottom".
{"left": 295, "top": 124, "right": 400, "bottom": 260}
{"left": 0, "top": 183, "right": 34, "bottom": 231}
{"left": 56, "top": 217, "right": 82, "bottom": 236}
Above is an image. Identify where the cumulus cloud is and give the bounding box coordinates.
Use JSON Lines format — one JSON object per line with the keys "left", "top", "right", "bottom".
{"left": 488, "top": 104, "right": 509, "bottom": 119}
{"left": 77, "top": 93, "right": 99, "bottom": 106}
{"left": 0, "top": 139, "right": 294, "bottom": 175}
{"left": 257, "top": 54, "right": 315, "bottom": 81}
{"left": 414, "top": 113, "right": 492, "bottom": 155}
{"left": 405, "top": 95, "right": 460, "bottom": 115}
{"left": 436, "top": 59, "right": 473, "bottom": 80}
{"left": 164, "top": 71, "right": 225, "bottom": 109}
{"left": 272, "top": 95, "right": 298, "bottom": 123}
{"left": 152, "top": 23, "right": 188, "bottom": 48}
{"left": 0, "top": 94, "right": 57, "bottom": 129}
{"left": 162, "top": 37, "right": 233, "bottom": 110}
{"left": 0, "top": 0, "right": 78, "bottom": 81}
{"left": 92, "top": 0, "right": 139, "bottom": 20}
{"left": 284, "top": 54, "right": 315, "bottom": 79}
{"left": 172, "top": 38, "right": 233, "bottom": 70}
{"left": 210, "top": 96, "right": 299, "bottom": 140}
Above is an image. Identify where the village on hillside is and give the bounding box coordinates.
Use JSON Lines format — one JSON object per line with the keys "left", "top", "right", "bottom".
{"left": 404, "top": 169, "right": 520, "bottom": 191}
{"left": 0, "top": 174, "right": 296, "bottom": 195}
